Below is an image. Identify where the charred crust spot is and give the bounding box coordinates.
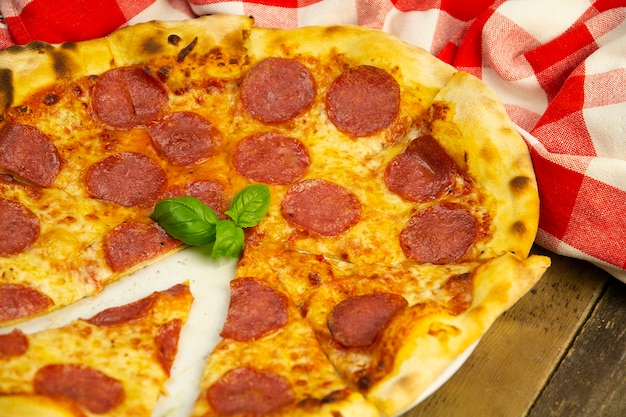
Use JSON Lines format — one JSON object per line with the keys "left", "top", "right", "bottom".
{"left": 323, "top": 26, "right": 345, "bottom": 37}
{"left": 24, "top": 41, "right": 53, "bottom": 53}
{"left": 510, "top": 175, "right": 531, "bottom": 191}
{"left": 142, "top": 38, "right": 163, "bottom": 54}
{"left": 177, "top": 37, "right": 198, "bottom": 63}
{"left": 511, "top": 220, "right": 527, "bottom": 236}
{"left": 51, "top": 51, "right": 73, "bottom": 77}
{"left": 167, "top": 34, "right": 182, "bottom": 46}
{"left": 0, "top": 68, "right": 14, "bottom": 111}
{"left": 60, "top": 42, "right": 77, "bottom": 50}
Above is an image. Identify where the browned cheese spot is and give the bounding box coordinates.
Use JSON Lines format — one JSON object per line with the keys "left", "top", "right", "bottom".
{"left": 431, "top": 102, "right": 451, "bottom": 121}
{"left": 428, "top": 322, "right": 461, "bottom": 338}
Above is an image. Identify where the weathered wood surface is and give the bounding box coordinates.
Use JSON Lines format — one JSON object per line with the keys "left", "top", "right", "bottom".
{"left": 401, "top": 246, "right": 625, "bottom": 417}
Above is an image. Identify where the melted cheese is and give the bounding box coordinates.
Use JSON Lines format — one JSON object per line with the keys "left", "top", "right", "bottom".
{"left": 0, "top": 286, "right": 193, "bottom": 417}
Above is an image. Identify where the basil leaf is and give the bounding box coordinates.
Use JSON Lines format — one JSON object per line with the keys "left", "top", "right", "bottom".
{"left": 152, "top": 196, "right": 219, "bottom": 246}
{"left": 211, "top": 220, "right": 245, "bottom": 258}
{"left": 225, "top": 184, "right": 271, "bottom": 228}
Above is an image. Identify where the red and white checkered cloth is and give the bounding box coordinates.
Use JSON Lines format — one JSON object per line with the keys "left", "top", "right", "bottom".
{"left": 1, "top": 0, "right": 625, "bottom": 282}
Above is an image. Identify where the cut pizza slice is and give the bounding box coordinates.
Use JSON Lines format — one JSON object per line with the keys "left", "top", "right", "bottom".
{"left": 0, "top": 177, "right": 187, "bottom": 325}
{"left": 305, "top": 253, "right": 549, "bottom": 416}
{"left": 233, "top": 244, "right": 549, "bottom": 416}
{"left": 191, "top": 267, "right": 379, "bottom": 417}
{"left": 0, "top": 283, "right": 193, "bottom": 417}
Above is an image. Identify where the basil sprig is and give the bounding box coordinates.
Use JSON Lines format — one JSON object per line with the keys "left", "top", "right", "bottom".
{"left": 152, "top": 184, "right": 270, "bottom": 258}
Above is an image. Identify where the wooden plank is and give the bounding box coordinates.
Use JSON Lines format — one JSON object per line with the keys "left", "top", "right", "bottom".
{"left": 528, "top": 279, "right": 626, "bottom": 417}
{"left": 401, "top": 247, "right": 609, "bottom": 417}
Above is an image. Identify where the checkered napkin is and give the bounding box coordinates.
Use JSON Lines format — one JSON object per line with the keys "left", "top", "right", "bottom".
{"left": 1, "top": 0, "right": 625, "bottom": 282}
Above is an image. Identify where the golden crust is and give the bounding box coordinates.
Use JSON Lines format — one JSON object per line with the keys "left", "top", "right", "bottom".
{"left": 428, "top": 72, "right": 540, "bottom": 259}
{"left": 0, "top": 14, "right": 253, "bottom": 110}
{"left": 367, "top": 253, "right": 550, "bottom": 415}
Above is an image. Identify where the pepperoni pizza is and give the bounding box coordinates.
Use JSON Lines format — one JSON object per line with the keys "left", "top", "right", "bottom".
{"left": 0, "top": 14, "right": 550, "bottom": 417}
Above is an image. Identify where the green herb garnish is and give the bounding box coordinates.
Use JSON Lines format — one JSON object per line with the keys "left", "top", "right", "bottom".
{"left": 152, "top": 184, "right": 270, "bottom": 258}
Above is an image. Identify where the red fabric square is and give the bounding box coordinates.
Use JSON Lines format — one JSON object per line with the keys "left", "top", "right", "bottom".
{"left": 392, "top": 0, "right": 441, "bottom": 12}
{"left": 529, "top": 148, "right": 587, "bottom": 240}
{"left": 440, "top": 0, "right": 499, "bottom": 21}
{"left": 535, "top": 73, "right": 585, "bottom": 128}
{"left": 448, "top": 7, "right": 494, "bottom": 73}
{"left": 594, "top": 0, "right": 626, "bottom": 13}
{"left": 525, "top": 24, "right": 597, "bottom": 100}
{"left": 564, "top": 177, "right": 626, "bottom": 268}
{"left": 533, "top": 110, "right": 596, "bottom": 156}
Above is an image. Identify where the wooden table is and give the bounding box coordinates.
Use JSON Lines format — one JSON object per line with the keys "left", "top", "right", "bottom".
{"left": 400, "top": 246, "right": 626, "bottom": 417}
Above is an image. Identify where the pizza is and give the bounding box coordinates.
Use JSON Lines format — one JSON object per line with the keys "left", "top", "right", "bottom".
{"left": 0, "top": 14, "right": 550, "bottom": 417}
{"left": 0, "top": 283, "right": 193, "bottom": 417}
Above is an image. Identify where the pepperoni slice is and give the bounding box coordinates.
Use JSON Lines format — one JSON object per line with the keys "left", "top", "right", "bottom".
{"left": 34, "top": 364, "right": 125, "bottom": 414}
{"left": 0, "top": 284, "right": 53, "bottom": 323}
{"left": 400, "top": 204, "right": 478, "bottom": 264}
{"left": 148, "top": 112, "right": 221, "bottom": 166}
{"left": 102, "top": 221, "right": 179, "bottom": 273}
{"left": 0, "top": 123, "right": 61, "bottom": 187}
{"left": 84, "top": 296, "right": 155, "bottom": 326}
{"left": 155, "top": 319, "right": 182, "bottom": 376}
{"left": 85, "top": 152, "right": 167, "bottom": 207}
{"left": 159, "top": 283, "right": 189, "bottom": 297}
{"left": 220, "top": 277, "right": 288, "bottom": 342}
{"left": 240, "top": 57, "right": 315, "bottom": 124}
{"left": 166, "top": 180, "right": 227, "bottom": 219}
{"left": 0, "top": 199, "right": 40, "bottom": 256}
{"left": 326, "top": 65, "right": 400, "bottom": 137}
{"left": 233, "top": 132, "right": 310, "bottom": 184}
{"left": 385, "top": 135, "right": 459, "bottom": 202}
{"left": 207, "top": 367, "right": 294, "bottom": 415}
{"left": 327, "top": 293, "right": 408, "bottom": 347}
{"left": 91, "top": 67, "right": 168, "bottom": 128}
{"left": 0, "top": 328, "right": 29, "bottom": 359}
{"left": 186, "top": 180, "right": 227, "bottom": 218}
{"left": 281, "top": 179, "right": 361, "bottom": 236}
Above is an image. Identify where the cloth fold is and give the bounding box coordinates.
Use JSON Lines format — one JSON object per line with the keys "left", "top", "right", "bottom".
{"left": 1, "top": 0, "right": 624, "bottom": 281}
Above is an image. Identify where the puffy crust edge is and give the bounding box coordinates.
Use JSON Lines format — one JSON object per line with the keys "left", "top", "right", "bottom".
{"left": 366, "top": 253, "right": 550, "bottom": 416}
{"left": 429, "top": 71, "right": 541, "bottom": 260}
{"left": 0, "top": 14, "right": 254, "bottom": 110}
